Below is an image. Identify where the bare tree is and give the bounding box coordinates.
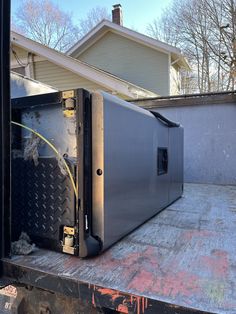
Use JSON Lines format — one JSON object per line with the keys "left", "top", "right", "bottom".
{"left": 203, "top": 0, "right": 236, "bottom": 90}
{"left": 78, "top": 6, "right": 111, "bottom": 37}
{"left": 13, "top": 0, "right": 80, "bottom": 52}
{"left": 146, "top": 8, "right": 181, "bottom": 47}
{"left": 147, "top": 0, "right": 236, "bottom": 93}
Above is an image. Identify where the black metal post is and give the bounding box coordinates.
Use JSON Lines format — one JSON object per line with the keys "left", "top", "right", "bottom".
{"left": 0, "top": 0, "right": 11, "bottom": 273}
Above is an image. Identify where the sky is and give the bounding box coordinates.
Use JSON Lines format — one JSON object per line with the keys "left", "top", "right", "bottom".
{"left": 11, "top": 0, "right": 173, "bottom": 34}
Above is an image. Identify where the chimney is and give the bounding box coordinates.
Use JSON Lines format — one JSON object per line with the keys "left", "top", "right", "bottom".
{"left": 112, "top": 4, "right": 123, "bottom": 26}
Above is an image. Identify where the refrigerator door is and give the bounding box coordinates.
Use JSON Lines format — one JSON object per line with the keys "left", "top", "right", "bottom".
{"left": 91, "top": 92, "right": 183, "bottom": 252}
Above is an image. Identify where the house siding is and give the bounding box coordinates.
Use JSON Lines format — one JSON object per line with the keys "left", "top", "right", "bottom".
{"left": 10, "top": 45, "right": 109, "bottom": 92}
{"left": 34, "top": 60, "right": 105, "bottom": 91}
{"left": 10, "top": 44, "right": 139, "bottom": 99}
{"left": 78, "top": 32, "right": 169, "bottom": 96}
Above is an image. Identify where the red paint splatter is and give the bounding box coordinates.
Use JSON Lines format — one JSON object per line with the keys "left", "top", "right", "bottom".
{"left": 93, "top": 245, "right": 159, "bottom": 274}
{"left": 92, "top": 285, "right": 150, "bottom": 314}
{"left": 97, "top": 288, "right": 121, "bottom": 302}
{"left": 142, "top": 297, "right": 145, "bottom": 313}
{"left": 117, "top": 304, "right": 129, "bottom": 313}
{"left": 135, "top": 296, "right": 148, "bottom": 314}
{"left": 157, "top": 271, "right": 200, "bottom": 298}
{"left": 183, "top": 230, "right": 216, "bottom": 241}
{"left": 137, "top": 297, "right": 140, "bottom": 314}
{"left": 145, "top": 298, "right": 148, "bottom": 308}
{"left": 92, "top": 292, "right": 96, "bottom": 307}
{"left": 200, "top": 250, "right": 229, "bottom": 278}
{"left": 128, "top": 270, "right": 154, "bottom": 293}
{"left": 128, "top": 269, "right": 199, "bottom": 298}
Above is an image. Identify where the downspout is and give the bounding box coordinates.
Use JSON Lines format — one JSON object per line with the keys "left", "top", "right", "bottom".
{"left": 25, "top": 52, "right": 35, "bottom": 79}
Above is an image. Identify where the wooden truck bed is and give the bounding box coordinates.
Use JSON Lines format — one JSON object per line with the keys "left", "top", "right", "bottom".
{"left": 1, "top": 183, "right": 236, "bottom": 313}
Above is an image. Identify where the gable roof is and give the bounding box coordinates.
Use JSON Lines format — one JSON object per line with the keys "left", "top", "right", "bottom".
{"left": 67, "top": 20, "right": 190, "bottom": 70}
{"left": 11, "top": 31, "right": 158, "bottom": 99}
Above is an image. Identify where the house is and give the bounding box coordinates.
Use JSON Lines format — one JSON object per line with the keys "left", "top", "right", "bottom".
{"left": 11, "top": 31, "right": 157, "bottom": 100}
{"left": 67, "top": 5, "right": 190, "bottom": 96}
{"left": 10, "top": 5, "right": 189, "bottom": 98}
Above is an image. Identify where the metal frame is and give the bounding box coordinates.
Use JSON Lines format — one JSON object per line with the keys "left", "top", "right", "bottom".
{"left": 0, "top": 0, "right": 11, "bottom": 274}
{"left": 131, "top": 89, "right": 236, "bottom": 102}
{"left": 2, "top": 261, "right": 210, "bottom": 314}
{"left": 11, "top": 92, "right": 60, "bottom": 109}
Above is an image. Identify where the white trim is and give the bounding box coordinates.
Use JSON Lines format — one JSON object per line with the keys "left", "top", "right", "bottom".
{"left": 30, "top": 53, "right": 35, "bottom": 79}
{"left": 75, "top": 30, "right": 110, "bottom": 57}
{"left": 67, "top": 21, "right": 108, "bottom": 56}
{"left": 67, "top": 20, "right": 190, "bottom": 70}
{"left": 11, "top": 31, "right": 157, "bottom": 99}
{"left": 168, "top": 53, "right": 171, "bottom": 95}
{"left": 25, "top": 64, "right": 31, "bottom": 77}
{"left": 67, "top": 20, "right": 180, "bottom": 56}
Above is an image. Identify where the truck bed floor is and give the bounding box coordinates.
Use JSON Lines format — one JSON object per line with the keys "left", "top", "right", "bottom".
{"left": 2, "top": 183, "right": 236, "bottom": 314}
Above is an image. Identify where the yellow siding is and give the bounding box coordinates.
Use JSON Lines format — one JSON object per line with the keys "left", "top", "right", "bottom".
{"left": 34, "top": 60, "right": 108, "bottom": 91}
{"left": 170, "top": 65, "right": 181, "bottom": 95}
{"left": 10, "top": 44, "right": 131, "bottom": 98}
{"left": 79, "top": 32, "right": 170, "bottom": 96}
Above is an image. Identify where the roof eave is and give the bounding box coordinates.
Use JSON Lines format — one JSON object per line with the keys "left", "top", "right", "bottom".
{"left": 66, "top": 19, "right": 109, "bottom": 56}
{"left": 11, "top": 31, "right": 158, "bottom": 99}
{"left": 67, "top": 20, "right": 189, "bottom": 70}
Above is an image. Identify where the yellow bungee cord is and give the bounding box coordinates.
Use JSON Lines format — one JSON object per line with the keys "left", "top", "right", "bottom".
{"left": 11, "top": 121, "right": 78, "bottom": 199}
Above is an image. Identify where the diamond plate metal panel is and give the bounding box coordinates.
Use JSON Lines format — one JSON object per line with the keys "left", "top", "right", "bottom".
{"left": 12, "top": 157, "right": 76, "bottom": 252}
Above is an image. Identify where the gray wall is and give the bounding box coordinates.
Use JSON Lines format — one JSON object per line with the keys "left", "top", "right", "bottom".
{"left": 134, "top": 94, "right": 236, "bottom": 185}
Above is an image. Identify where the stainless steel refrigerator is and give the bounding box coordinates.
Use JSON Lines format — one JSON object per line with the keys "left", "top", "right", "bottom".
{"left": 12, "top": 89, "right": 183, "bottom": 257}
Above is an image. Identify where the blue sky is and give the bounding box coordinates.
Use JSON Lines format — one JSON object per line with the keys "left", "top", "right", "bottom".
{"left": 11, "top": 0, "right": 172, "bottom": 33}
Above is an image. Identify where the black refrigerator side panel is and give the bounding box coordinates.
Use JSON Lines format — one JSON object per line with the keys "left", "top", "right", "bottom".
{"left": 77, "top": 90, "right": 101, "bottom": 258}
{"left": 0, "top": 0, "right": 11, "bottom": 268}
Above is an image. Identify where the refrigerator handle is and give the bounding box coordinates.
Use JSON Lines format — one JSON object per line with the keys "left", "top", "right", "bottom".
{"left": 77, "top": 89, "right": 101, "bottom": 258}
